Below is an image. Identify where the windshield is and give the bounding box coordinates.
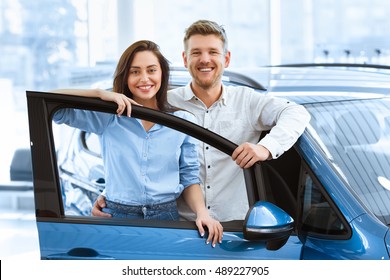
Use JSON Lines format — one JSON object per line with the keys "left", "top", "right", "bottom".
{"left": 306, "top": 97, "right": 390, "bottom": 225}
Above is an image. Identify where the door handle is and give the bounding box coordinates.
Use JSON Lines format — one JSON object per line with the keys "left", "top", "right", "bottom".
{"left": 45, "top": 247, "right": 115, "bottom": 260}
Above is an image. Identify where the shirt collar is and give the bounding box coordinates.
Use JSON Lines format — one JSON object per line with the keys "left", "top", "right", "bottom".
{"left": 182, "top": 82, "right": 195, "bottom": 101}
{"left": 134, "top": 118, "right": 162, "bottom": 132}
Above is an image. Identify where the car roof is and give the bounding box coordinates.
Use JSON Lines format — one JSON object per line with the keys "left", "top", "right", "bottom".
{"left": 233, "top": 65, "right": 390, "bottom": 104}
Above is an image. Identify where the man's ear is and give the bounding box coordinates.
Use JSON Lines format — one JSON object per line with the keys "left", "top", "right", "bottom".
{"left": 224, "top": 50, "right": 231, "bottom": 68}
{"left": 182, "top": 51, "right": 188, "bottom": 68}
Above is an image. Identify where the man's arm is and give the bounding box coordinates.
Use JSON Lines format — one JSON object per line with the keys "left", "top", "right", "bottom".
{"left": 234, "top": 94, "right": 311, "bottom": 168}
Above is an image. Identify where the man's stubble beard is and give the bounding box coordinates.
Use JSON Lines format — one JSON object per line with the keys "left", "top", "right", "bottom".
{"left": 192, "top": 72, "right": 223, "bottom": 91}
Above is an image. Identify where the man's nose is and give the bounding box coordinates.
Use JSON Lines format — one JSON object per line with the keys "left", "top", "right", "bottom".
{"left": 199, "top": 52, "right": 211, "bottom": 63}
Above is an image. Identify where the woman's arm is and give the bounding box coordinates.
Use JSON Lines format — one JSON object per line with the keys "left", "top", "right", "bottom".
{"left": 182, "top": 184, "right": 223, "bottom": 247}
{"left": 52, "top": 88, "right": 105, "bottom": 98}
{"left": 51, "top": 88, "right": 137, "bottom": 117}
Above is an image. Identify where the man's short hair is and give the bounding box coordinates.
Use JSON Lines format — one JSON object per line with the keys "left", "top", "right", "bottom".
{"left": 183, "top": 19, "right": 228, "bottom": 54}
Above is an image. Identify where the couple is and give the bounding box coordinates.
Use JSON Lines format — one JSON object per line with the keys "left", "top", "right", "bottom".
{"left": 53, "top": 20, "right": 310, "bottom": 248}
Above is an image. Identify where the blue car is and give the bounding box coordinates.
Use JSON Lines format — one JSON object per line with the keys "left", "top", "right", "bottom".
{"left": 26, "top": 65, "right": 390, "bottom": 259}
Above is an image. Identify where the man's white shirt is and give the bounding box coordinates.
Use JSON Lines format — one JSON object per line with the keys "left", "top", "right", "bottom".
{"left": 168, "top": 83, "right": 310, "bottom": 222}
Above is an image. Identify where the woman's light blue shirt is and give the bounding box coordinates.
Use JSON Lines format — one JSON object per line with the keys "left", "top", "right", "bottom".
{"left": 53, "top": 108, "right": 200, "bottom": 206}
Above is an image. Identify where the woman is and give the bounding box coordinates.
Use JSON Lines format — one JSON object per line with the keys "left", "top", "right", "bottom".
{"left": 53, "top": 40, "right": 222, "bottom": 247}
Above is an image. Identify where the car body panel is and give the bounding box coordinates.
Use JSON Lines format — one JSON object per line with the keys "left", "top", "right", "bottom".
{"left": 37, "top": 221, "right": 302, "bottom": 260}
{"left": 386, "top": 228, "right": 390, "bottom": 257}
{"left": 300, "top": 213, "right": 389, "bottom": 260}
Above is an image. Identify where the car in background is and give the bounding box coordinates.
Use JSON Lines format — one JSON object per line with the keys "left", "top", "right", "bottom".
{"left": 26, "top": 64, "right": 390, "bottom": 259}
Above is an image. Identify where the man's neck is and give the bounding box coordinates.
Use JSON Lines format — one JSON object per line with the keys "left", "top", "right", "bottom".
{"left": 191, "top": 82, "right": 223, "bottom": 108}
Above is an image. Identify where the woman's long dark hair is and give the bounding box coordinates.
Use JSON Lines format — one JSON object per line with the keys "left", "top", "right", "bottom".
{"left": 113, "top": 40, "right": 174, "bottom": 112}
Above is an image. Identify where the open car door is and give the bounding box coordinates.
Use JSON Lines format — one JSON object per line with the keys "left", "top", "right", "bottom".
{"left": 26, "top": 90, "right": 302, "bottom": 260}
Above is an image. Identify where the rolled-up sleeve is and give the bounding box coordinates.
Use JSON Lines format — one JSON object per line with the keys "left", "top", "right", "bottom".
{"left": 250, "top": 93, "right": 311, "bottom": 159}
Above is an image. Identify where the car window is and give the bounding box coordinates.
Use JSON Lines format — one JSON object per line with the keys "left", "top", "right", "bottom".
{"left": 305, "top": 98, "right": 390, "bottom": 225}
{"left": 300, "top": 168, "right": 349, "bottom": 238}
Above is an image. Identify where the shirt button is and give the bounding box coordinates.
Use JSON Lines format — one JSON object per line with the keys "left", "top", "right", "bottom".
{"left": 207, "top": 185, "right": 210, "bottom": 189}
{"left": 206, "top": 146, "right": 209, "bottom": 150}
{"left": 208, "top": 165, "right": 211, "bottom": 168}
{"left": 207, "top": 206, "right": 211, "bottom": 209}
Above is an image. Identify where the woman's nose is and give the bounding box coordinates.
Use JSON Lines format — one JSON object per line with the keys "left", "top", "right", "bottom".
{"left": 140, "top": 71, "right": 149, "bottom": 82}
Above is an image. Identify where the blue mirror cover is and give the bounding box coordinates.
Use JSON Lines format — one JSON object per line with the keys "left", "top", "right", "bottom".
{"left": 244, "top": 201, "right": 294, "bottom": 242}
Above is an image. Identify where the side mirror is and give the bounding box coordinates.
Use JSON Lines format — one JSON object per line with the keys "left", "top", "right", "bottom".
{"left": 243, "top": 201, "right": 294, "bottom": 250}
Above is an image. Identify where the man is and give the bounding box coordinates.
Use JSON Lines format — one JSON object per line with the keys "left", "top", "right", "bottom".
{"left": 92, "top": 19, "right": 310, "bottom": 222}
